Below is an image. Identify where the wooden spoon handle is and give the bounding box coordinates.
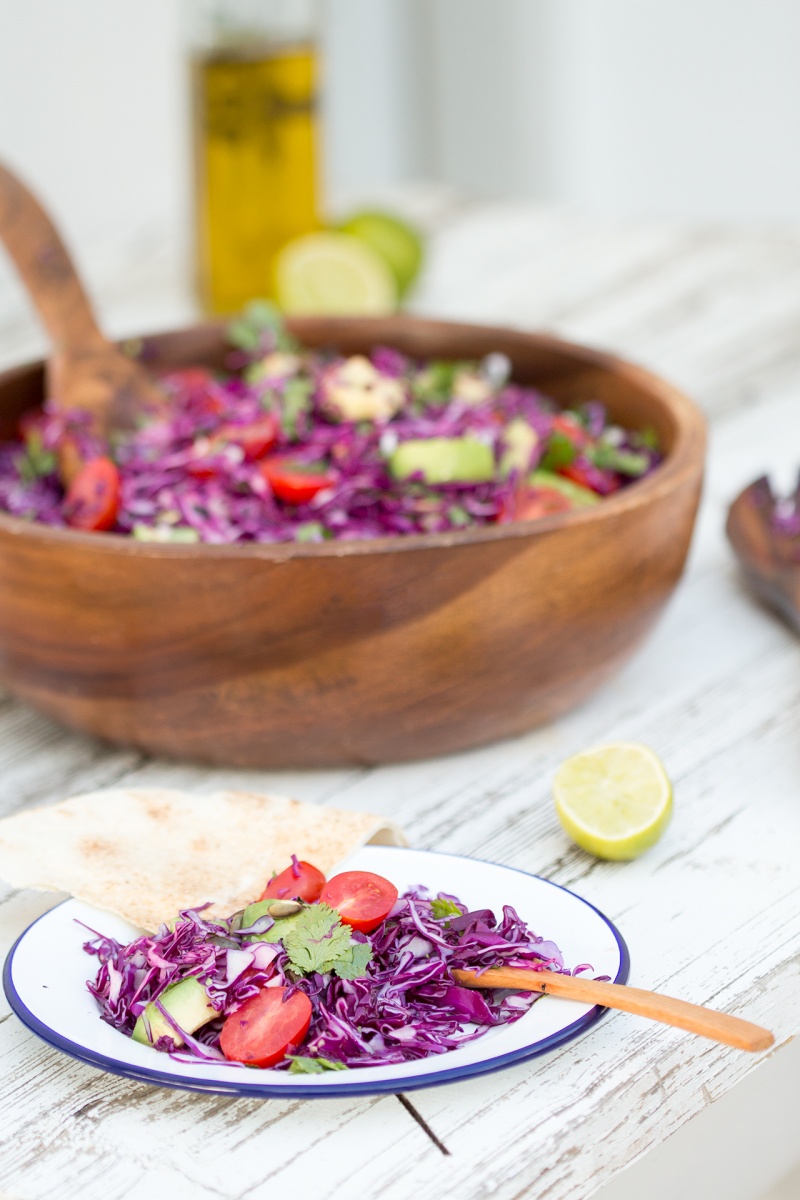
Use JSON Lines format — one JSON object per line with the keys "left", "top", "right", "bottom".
{"left": 0, "top": 161, "right": 104, "bottom": 355}
{"left": 452, "top": 967, "right": 774, "bottom": 1052}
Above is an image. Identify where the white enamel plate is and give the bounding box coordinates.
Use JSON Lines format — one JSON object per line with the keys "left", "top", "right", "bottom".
{"left": 4, "top": 845, "right": 628, "bottom": 1096}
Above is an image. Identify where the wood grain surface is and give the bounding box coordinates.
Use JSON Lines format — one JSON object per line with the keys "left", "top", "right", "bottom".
{"left": 0, "top": 197, "right": 798, "bottom": 1200}
{"left": 0, "top": 316, "right": 705, "bottom": 766}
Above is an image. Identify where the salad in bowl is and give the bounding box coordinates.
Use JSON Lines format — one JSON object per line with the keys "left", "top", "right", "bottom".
{"left": 0, "top": 303, "right": 660, "bottom": 545}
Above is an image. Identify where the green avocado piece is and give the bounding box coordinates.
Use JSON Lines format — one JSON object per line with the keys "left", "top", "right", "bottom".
{"left": 389, "top": 437, "right": 495, "bottom": 484}
{"left": 240, "top": 898, "right": 301, "bottom": 944}
{"left": 132, "top": 976, "right": 217, "bottom": 1048}
{"left": 529, "top": 470, "right": 599, "bottom": 509}
{"left": 132, "top": 524, "right": 200, "bottom": 544}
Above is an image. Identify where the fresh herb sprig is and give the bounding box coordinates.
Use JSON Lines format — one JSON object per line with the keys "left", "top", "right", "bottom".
{"left": 247, "top": 901, "right": 373, "bottom": 980}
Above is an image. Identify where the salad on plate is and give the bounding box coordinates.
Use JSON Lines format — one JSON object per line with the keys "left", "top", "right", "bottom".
{"left": 83, "top": 857, "right": 588, "bottom": 1072}
{"left": 0, "top": 303, "right": 661, "bottom": 544}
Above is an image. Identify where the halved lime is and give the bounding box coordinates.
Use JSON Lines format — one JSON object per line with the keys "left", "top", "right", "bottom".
{"left": 275, "top": 232, "right": 396, "bottom": 316}
{"left": 554, "top": 743, "right": 672, "bottom": 860}
{"left": 338, "top": 210, "right": 424, "bottom": 299}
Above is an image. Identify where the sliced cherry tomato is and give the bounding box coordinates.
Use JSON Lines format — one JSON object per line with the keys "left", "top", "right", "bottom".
{"left": 64, "top": 457, "right": 120, "bottom": 531}
{"left": 220, "top": 986, "right": 312, "bottom": 1068}
{"left": 497, "top": 486, "right": 573, "bottom": 524}
{"left": 259, "top": 455, "right": 337, "bottom": 505}
{"left": 319, "top": 871, "right": 398, "bottom": 934}
{"left": 515, "top": 487, "right": 573, "bottom": 521}
{"left": 186, "top": 458, "right": 220, "bottom": 481}
{"left": 217, "top": 414, "right": 279, "bottom": 461}
{"left": 260, "top": 860, "right": 326, "bottom": 903}
{"left": 562, "top": 463, "right": 620, "bottom": 495}
{"left": 552, "top": 413, "right": 589, "bottom": 449}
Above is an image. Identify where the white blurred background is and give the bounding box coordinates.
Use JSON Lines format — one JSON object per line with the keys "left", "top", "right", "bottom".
{"left": 2, "top": 0, "right": 800, "bottom": 342}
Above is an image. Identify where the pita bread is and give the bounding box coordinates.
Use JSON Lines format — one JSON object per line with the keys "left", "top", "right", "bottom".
{"left": 0, "top": 787, "right": 407, "bottom": 930}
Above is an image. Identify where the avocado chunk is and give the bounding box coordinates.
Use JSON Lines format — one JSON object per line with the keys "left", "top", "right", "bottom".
{"left": 389, "top": 437, "right": 495, "bottom": 484}
{"left": 131, "top": 976, "right": 217, "bottom": 1048}
{"left": 529, "top": 469, "right": 599, "bottom": 509}
{"left": 240, "top": 898, "right": 302, "bottom": 944}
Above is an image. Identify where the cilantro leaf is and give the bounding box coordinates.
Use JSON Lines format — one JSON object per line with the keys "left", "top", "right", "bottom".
{"left": 288, "top": 1056, "right": 348, "bottom": 1074}
{"left": 633, "top": 426, "right": 659, "bottom": 451}
{"left": 540, "top": 431, "right": 577, "bottom": 472}
{"left": 244, "top": 899, "right": 373, "bottom": 978}
{"left": 448, "top": 504, "right": 472, "bottom": 528}
{"left": 294, "top": 521, "right": 328, "bottom": 544}
{"left": 281, "top": 377, "right": 313, "bottom": 440}
{"left": 283, "top": 903, "right": 354, "bottom": 975}
{"left": 228, "top": 299, "right": 297, "bottom": 354}
{"left": 17, "top": 433, "right": 56, "bottom": 483}
{"left": 590, "top": 443, "right": 650, "bottom": 476}
{"left": 412, "top": 360, "right": 460, "bottom": 405}
{"left": 332, "top": 940, "right": 373, "bottom": 980}
{"left": 431, "top": 896, "right": 463, "bottom": 920}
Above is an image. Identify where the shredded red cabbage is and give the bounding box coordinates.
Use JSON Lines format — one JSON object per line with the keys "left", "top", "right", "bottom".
{"left": 84, "top": 886, "right": 588, "bottom": 1069}
{"left": 0, "top": 309, "right": 661, "bottom": 543}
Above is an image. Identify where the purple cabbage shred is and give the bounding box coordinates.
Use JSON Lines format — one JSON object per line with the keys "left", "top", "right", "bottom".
{"left": 84, "top": 885, "right": 583, "bottom": 1070}
{"left": 0, "top": 328, "right": 661, "bottom": 543}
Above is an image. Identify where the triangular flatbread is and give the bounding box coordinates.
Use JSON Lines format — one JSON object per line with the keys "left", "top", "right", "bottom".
{"left": 0, "top": 787, "right": 407, "bottom": 930}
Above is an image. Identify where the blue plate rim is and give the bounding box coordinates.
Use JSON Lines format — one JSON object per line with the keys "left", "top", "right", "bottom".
{"left": 3, "top": 845, "right": 630, "bottom": 1097}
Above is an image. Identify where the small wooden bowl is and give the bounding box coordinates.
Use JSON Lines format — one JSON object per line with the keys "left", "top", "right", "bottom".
{"left": 726, "top": 476, "right": 800, "bottom": 631}
{"left": 0, "top": 316, "right": 706, "bottom": 767}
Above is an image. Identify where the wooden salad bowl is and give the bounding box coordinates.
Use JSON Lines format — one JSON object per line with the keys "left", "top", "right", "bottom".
{"left": 0, "top": 316, "right": 706, "bottom": 767}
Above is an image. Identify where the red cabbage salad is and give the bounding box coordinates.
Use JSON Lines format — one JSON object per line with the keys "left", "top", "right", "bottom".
{"left": 83, "top": 861, "right": 592, "bottom": 1071}
{"left": 0, "top": 303, "right": 661, "bottom": 543}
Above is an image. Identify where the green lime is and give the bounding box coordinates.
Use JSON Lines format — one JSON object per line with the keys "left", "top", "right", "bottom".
{"left": 338, "top": 210, "right": 424, "bottom": 300}
{"left": 554, "top": 743, "right": 673, "bottom": 860}
{"left": 275, "top": 232, "right": 396, "bottom": 316}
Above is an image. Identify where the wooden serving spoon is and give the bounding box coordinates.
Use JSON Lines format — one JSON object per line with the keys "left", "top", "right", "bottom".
{"left": 0, "top": 160, "right": 164, "bottom": 441}
{"left": 452, "top": 967, "right": 774, "bottom": 1052}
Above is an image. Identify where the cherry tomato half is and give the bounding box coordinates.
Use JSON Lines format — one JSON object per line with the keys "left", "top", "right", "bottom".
{"left": 259, "top": 456, "right": 337, "bottom": 505}
{"left": 319, "top": 871, "right": 399, "bottom": 934}
{"left": 260, "top": 860, "right": 326, "bottom": 904}
{"left": 64, "top": 457, "right": 120, "bottom": 532}
{"left": 218, "top": 414, "right": 279, "bottom": 461}
{"left": 561, "top": 463, "right": 620, "bottom": 495}
{"left": 220, "top": 986, "right": 312, "bottom": 1068}
{"left": 516, "top": 486, "right": 573, "bottom": 520}
{"left": 498, "top": 486, "right": 573, "bottom": 524}
{"left": 552, "top": 413, "right": 589, "bottom": 449}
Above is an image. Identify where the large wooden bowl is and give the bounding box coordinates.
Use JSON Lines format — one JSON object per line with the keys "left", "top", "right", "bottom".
{"left": 0, "top": 316, "right": 705, "bottom": 767}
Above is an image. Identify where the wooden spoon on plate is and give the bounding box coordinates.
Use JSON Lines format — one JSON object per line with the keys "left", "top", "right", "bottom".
{"left": 452, "top": 966, "right": 774, "bottom": 1052}
{"left": 0, "top": 160, "right": 163, "bottom": 451}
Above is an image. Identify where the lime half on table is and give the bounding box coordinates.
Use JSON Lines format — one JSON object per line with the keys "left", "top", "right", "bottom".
{"left": 338, "top": 210, "right": 424, "bottom": 299}
{"left": 554, "top": 742, "right": 673, "bottom": 860}
{"left": 275, "top": 232, "right": 396, "bottom": 316}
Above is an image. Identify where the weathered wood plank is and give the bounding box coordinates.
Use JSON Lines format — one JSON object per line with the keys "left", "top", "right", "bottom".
{"left": 0, "top": 201, "right": 799, "bottom": 1200}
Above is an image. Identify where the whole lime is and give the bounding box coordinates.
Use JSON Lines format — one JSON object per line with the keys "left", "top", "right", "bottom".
{"left": 338, "top": 210, "right": 424, "bottom": 300}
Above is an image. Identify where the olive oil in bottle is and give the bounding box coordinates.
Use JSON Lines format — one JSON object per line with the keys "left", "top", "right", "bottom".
{"left": 191, "top": 2, "right": 320, "bottom": 314}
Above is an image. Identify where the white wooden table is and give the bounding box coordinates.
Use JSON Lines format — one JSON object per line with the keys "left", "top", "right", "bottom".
{"left": 1, "top": 198, "right": 799, "bottom": 1200}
